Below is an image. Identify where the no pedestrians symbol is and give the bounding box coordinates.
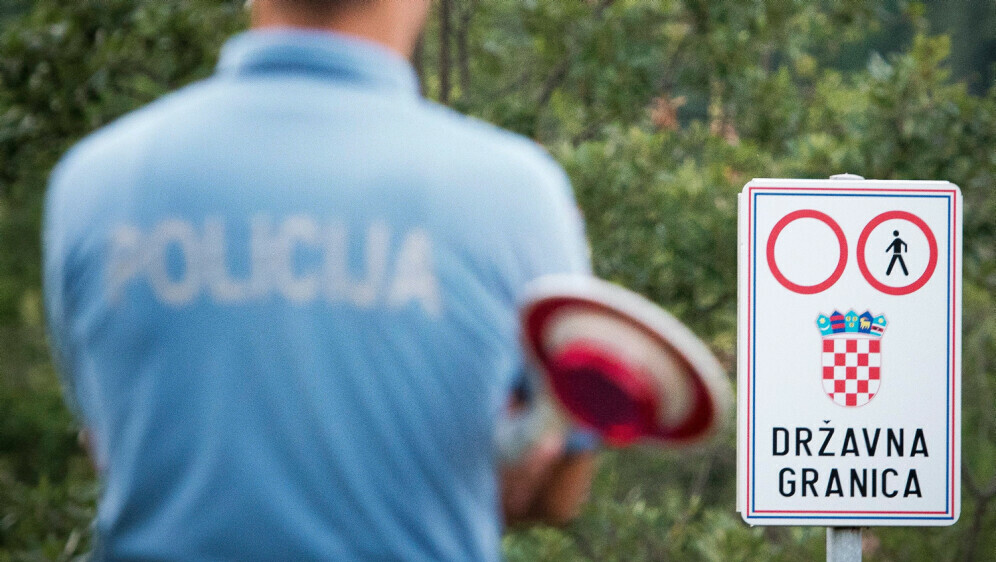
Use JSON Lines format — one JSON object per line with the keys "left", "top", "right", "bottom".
{"left": 885, "top": 230, "right": 908, "bottom": 277}
{"left": 736, "top": 178, "right": 962, "bottom": 527}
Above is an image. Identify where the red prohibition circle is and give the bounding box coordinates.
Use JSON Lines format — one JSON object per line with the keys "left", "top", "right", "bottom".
{"left": 766, "top": 210, "right": 848, "bottom": 294}
{"left": 857, "top": 211, "right": 938, "bottom": 295}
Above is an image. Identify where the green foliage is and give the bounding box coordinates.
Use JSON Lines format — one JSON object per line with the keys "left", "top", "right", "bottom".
{"left": 2, "top": 0, "right": 995, "bottom": 560}
{"left": 0, "top": 458, "right": 96, "bottom": 562}
{"left": 452, "top": 2, "right": 996, "bottom": 560}
{"left": 562, "top": 123, "right": 762, "bottom": 357}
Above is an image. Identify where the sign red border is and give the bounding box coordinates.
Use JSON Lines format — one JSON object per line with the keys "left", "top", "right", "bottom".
{"left": 766, "top": 209, "right": 847, "bottom": 294}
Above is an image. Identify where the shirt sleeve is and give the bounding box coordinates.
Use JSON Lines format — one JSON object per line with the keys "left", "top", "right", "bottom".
{"left": 512, "top": 153, "right": 592, "bottom": 279}
{"left": 509, "top": 148, "right": 600, "bottom": 453}
{"left": 42, "top": 152, "right": 102, "bottom": 433}
{"left": 42, "top": 158, "right": 81, "bottom": 418}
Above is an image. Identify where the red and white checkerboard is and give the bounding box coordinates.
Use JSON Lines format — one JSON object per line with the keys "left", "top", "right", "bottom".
{"left": 821, "top": 337, "right": 881, "bottom": 407}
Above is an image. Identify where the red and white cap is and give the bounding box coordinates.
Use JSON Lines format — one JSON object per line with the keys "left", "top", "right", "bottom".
{"left": 520, "top": 275, "right": 730, "bottom": 447}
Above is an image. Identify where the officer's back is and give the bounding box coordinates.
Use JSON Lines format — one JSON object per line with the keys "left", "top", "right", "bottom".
{"left": 44, "top": 27, "right": 588, "bottom": 561}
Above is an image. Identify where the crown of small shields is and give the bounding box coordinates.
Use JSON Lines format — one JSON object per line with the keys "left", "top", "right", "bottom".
{"left": 816, "top": 310, "right": 887, "bottom": 337}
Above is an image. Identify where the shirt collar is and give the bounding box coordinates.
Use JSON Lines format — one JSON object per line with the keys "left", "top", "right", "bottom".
{"left": 216, "top": 30, "right": 420, "bottom": 97}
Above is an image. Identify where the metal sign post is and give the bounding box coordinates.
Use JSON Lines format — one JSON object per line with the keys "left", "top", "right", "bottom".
{"left": 735, "top": 175, "right": 963, "bottom": 560}
{"left": 827, "top": 527, "right": 861, "bottom": 562}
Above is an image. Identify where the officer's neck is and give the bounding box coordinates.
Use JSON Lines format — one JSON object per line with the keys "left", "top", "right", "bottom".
{"left": 250, "top": 1, "right": 426, "bottom": 59}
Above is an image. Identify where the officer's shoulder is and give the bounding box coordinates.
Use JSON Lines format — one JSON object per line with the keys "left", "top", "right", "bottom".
{"left": 53, "top": 81, "right": 216, "bottom": 183}
{"left": 414, "top": 101, "right": 565, "bottom": 182}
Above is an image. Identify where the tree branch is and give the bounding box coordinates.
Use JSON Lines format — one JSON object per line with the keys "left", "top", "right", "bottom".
{"left": 534, "top": 0, "right": 617, "bottom": 134}
{"left": 456, "top": 0, "right": 477, "bottom": 96}
{"left": 438, "top": 0, "right": 453, "bottom": 104}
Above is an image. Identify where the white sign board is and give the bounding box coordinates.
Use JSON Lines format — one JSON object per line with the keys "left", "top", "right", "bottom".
{"left": 737, "top": 178, "right": 961, "bottom": 526}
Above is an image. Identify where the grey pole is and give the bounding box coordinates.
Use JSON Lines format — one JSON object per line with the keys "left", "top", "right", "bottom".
{"left": 829, "top": 173, "right": 866, "bottom": 181}
{"left": 825, "top": 172, "right": 865, "bottom": 562}
{"left": 827, "top": 527, "right": 862, "bottom": 562}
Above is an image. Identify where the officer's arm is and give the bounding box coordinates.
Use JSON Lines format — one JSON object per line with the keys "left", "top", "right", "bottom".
{"left": 500, "top": 151, "right": 599, "bottom": 526}
{"left": 500, "top": 435, "right": 598, "bottom": 526}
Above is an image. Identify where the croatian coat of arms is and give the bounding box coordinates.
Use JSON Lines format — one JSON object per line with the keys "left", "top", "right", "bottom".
{"left": 816, "top": 310, "right": 888, "bottom": 407}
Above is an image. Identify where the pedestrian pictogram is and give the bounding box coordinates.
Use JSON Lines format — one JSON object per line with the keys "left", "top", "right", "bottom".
{"left": 886, "top": 231, "right": 908, "bottom": 276}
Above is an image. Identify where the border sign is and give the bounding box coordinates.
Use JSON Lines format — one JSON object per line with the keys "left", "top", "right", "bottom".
{"left": 737, "top": 178, "right": 962, "bottom": 526}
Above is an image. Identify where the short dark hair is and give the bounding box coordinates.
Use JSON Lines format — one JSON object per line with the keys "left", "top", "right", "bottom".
{"left": 276, "top": 0, "right": 371, "bottom": 16}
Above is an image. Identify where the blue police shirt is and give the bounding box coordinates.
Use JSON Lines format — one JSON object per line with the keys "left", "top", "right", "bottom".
{"left": 44, "top": 30, "right": 591, "bottom": 561}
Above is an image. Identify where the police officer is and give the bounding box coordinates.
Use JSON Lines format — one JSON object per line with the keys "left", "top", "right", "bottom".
{"left": 44, "top": 1, "right": 596, "bottom": 559}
